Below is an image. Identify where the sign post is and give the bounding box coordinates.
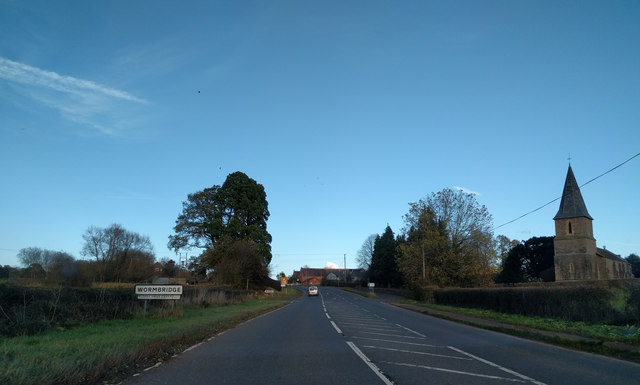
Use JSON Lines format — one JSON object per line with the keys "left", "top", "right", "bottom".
{"left": 279, "top": 276, "right": 288, "bottom": 294}
{"left": 135, "top": 285, "right": 183, "bottom": 300}
{"left": 135, "top": 284, "right": 183, "bottom": 317}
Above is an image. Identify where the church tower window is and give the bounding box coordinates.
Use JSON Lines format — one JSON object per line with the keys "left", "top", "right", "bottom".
{"left": 568, "top": 222, "right": 572, "bottom": 234}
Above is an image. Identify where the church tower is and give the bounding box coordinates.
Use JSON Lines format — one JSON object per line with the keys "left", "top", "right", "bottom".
{"left": 553, "top": 165, "right": 598, "bottom": 281}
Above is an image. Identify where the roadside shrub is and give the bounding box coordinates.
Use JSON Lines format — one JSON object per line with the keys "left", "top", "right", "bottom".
{"left": 432, "top": 283, "right": 639, "bottom": 324}
{"left": 181, "top": 287, "right": 253, "bottom": 307}
{"left": 0, "top": 284, "right": 254, "bottom": 337}
{"left": 626, "top": 282, "right": 640, "bottom": 323}
{"left": 0, "top": 285, "right": 137, "bottom": 336}
{"left": 408, "top": 283, "right": 435, "bottom": 302}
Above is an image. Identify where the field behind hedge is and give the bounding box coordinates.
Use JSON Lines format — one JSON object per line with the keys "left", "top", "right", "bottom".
{"left": 417, "top": 280, "right": 640, "bottom": 325}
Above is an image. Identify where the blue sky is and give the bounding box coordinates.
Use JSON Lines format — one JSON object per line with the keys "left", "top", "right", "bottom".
{"left": 1, "top": 1, "right": 638, "bottom": 277}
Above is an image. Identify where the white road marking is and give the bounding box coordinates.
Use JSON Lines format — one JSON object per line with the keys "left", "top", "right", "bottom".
{"left": 362, "top": 345, "right": 472, "bottom": 360}
{"left": 395, "top": 323, "right": 426, "bottom": 338}
{"left": 143, "top": 362, "right": 162, "bottom": 372}
{"left": 381, "top": 361, "right": 527, "bottom": 383}
{"left": 352, "top": 336, "right": 440, "bottom": 348}
{"left": 361, "top": 331, "right": 426, "bottom": 339}
{"left": 183, "top": 342, "right": 204, "bottom": 353}
{"left": 448, "top": 346, "right": 547, "bottom": 385}
{"left": 347, "top": 341, "right": 395, "bottom": 385}
{"left": 330, "top": 320, "right": 343, "bottom": 334}
{"left": 339, "top": 323, "right": 400, "bottom": 332}
{"left": 338, "top": 320, "right": 388, "bottom": 326}
{"left": 334, "top": 315, "right": 386, "bottom": 321}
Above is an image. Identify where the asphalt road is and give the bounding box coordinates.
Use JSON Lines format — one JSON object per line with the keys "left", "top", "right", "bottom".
{"left": 122, "top": 287, "right": 640, "bottom": 385}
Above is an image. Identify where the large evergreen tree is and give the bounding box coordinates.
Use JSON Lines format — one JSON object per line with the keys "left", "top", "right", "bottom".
{"left": 369, "top": 226, "right": 401, "bottom": 288}
{"left": 398, "top": 207, "right": 451, "bottom": 287}
{"left": 168, "top": 172, "right": 272, "bottom": 286}
{"left": 626, "top": 254, "right": 640, "bottom": 278}
{"left": 495, "top": 236, "right": 555, "bottom": 283}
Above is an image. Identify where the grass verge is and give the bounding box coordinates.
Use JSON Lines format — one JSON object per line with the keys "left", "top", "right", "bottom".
{"left": 0, "top": 298, "right": 291, "bottom": 385}
{"left": 340, "top": 287, "right": 377, "bottom": 298}
{"left": 399, "top": 300, "right": 640, "bottom": 363}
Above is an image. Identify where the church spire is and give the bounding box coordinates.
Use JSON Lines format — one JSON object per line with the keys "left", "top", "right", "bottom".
{"left": 554, "top": 165, "right": 593, "bottom": 220}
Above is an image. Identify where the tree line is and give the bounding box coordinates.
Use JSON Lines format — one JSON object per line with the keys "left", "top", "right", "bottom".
{"left": 358, "top": 188, "right": 640, "bottom": 290}
{"left": 4, "top": 171, "right": 275, "bottom": 289}
{"left": 4, "top": 224, "right": 181, "bottom": 286}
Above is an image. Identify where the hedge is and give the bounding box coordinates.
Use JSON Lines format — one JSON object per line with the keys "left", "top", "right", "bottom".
{"left": 422, "top": 280, "right": 640, "bottom": 325}
{"left": 0, "top": 284, "right": 252, "bottom": 337}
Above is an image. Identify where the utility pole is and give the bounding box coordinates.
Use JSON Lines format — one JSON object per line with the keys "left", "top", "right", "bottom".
{"left": 344, "top": 253, "right": 347, "bottom": 283}
{"left": 422, "top": 244, "right": 425, "bottom": 280}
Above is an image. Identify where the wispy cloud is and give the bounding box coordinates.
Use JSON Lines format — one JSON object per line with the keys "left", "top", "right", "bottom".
{"left": 454, "top": 186, "right": 481, "bottom": 196}
{"left": 0, "top": 56, "right": 148, "bottom": 135}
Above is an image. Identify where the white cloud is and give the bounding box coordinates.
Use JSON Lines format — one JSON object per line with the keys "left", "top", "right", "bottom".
{"left": 454, "top": 186, "right": 481, "bottom": 196}
{"left": 0, "top": 57, "right": 147, "bottom": 103}
{"left": 0, "top": 56, "right": 147, "bottom": 135}
{"left": 325, "top": 262, "right": 339, "bottom": 269}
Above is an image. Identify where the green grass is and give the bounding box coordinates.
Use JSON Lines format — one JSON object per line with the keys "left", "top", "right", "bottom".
{"left": 340, "top": 287, "right": 377, "bottom": 298}
{"left": 0, "top": 299, "right": 290, "bottom": 385}
{"left": 401, "top": 300, "right": 640, "bottom": 344}
{"left": 399, "top": 300, "right": 640, "bottom": 362}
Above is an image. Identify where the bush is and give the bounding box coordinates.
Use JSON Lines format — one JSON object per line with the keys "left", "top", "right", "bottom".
{"left": 626, "top": 283, "right": 640, "bottom": 323}
{"left": 430, "top": 281, "right": 640, "bottom": 324}
{"left": 0, "top": 284, "right": 255, "bottom": 337}
{"left": 0, "top": 285, "right": 137, "bottom": 336}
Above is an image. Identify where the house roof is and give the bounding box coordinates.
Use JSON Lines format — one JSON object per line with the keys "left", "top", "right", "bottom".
{"left": 554, "top": 165, "right": 593, "bottom": 220}
{"left": 298, "top": 267, "right": 366, "bottom": 276}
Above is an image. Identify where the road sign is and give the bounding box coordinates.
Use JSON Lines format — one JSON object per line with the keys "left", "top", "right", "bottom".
{"left": 135, "top": 285, "right": 182, "bottom": 300}
{"left": 280, "top": 276, "right": 288, "bottom": 287}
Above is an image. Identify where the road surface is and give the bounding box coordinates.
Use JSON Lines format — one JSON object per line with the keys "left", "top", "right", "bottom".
{"left": 122, "top": 286, "right": 640, "bottom": 384}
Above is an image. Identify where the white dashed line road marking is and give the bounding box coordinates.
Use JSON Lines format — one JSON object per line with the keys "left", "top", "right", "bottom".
{"left": 330, "top": 320, "right": 343, "bottom": 334}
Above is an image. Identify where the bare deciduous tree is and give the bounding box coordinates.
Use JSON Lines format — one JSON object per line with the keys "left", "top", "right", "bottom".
{"left": 81, "top": 224, "right": 154, "bottom": 282}
{"left": 356, "top": 234, "right": 377, "bottom": 270}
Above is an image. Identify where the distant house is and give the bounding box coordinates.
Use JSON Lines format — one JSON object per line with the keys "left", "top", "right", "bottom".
{"left": 294, "top": 267, "right": 367, "bottom": 286}
{"left": 326, "top": 272, "right": 340, "bottom": 281}
{"left": 297, "top": 268, "right": 325, "bottom": 286}
{"left": 153, "top": 262, "right": 163, "bottom": 275}
{"left": 553, "top": 165, "right": 633, "bottom": 281}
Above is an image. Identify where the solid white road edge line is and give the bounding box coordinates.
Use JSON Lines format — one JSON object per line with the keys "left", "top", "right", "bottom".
{"left": 346, "top": 341, "right": 394, "bottom": 385}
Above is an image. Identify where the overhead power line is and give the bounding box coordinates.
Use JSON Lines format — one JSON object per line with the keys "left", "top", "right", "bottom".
{"left": 493, "top": 151, "right": 640, "bottom": 231}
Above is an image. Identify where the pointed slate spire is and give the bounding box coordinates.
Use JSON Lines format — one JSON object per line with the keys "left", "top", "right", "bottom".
{"left": 554, "top": 165, "right": 593, "bottom": 220}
